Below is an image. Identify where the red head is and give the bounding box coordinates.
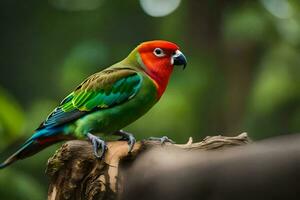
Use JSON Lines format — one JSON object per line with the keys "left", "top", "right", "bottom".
{"left": 136, "top": 40, "right": 187, "bottom": 99}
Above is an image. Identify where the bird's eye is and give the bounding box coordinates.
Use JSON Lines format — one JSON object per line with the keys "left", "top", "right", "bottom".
{"left": 153, "top": 48, "right": 165, "bottom": 57}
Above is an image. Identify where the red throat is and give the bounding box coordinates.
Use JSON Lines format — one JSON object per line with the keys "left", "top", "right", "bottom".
{"left": 140, "top": 53, "right": 174, "bottom": 99}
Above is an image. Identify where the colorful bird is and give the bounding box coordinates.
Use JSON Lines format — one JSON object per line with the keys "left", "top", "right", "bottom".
{"left": 0, "top": 40, "right": 187, "bottom": 169}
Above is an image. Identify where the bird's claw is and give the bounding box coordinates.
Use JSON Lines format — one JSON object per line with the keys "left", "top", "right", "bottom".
{"left": 126, "top": 134, "right": 136, "bottom": 153}
{"left": 148, "top": 136, "right": 175, "bottom": 144}
{"left": 87, "top": 133, "right": 107, "bottom": 159}
{"left": 117, "top": 130, "right": 136, "bottom": 153}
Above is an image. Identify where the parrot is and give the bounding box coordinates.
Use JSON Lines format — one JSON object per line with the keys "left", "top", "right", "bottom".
{"left": 0, "top": 40, "right": 187, "bottom": 169}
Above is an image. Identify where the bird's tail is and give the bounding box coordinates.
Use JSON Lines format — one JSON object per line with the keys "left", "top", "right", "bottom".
{"left": 0, "top": 128, "right": 70, "bottom": 169}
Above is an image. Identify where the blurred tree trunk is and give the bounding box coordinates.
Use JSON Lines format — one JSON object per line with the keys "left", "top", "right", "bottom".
{"left": 186, "top": 0, "right": 260, "bottom": 134}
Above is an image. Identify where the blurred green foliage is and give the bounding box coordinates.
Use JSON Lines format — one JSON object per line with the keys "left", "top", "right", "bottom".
{"left": 0, "top": 87, "right": 25, "bottom": 149}
{"left": 0, "top": 0, "right": 299, "bottom": 199}
{"left": 0, "top": 168, "right": 45, "bottom": 200}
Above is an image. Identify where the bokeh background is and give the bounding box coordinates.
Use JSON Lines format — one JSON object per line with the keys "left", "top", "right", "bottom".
{"left": 0, "top": 0, "right": 299, "bottom": 199}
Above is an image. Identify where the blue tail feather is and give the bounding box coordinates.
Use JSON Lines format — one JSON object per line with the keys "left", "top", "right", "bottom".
{"left": 0, "top": 127, "right": 67, "bottom": 169}
{"left": 0, "top": 139, "right": 34, "bottom": 169}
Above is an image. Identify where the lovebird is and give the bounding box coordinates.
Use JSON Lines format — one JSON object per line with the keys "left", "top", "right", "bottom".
{"left": 0, "top": 40, "right": 187, "bottom": 169}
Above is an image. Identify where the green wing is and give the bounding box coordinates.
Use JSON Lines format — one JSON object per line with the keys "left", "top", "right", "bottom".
{"left": 37, "top": 68, "right": 142, "bottom": 130}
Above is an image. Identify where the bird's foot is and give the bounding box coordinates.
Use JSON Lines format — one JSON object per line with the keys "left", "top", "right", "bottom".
{"left": 147, "top": 136, "right": 175, "bottom": 144}
{"left": 115, "top": 130, "right": 136, "bottom": 153}
{"left": 87, "top": 133, "right": 107, "bottom": 159}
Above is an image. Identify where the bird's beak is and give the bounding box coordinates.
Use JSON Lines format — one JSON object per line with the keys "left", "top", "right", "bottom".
{"left": 172, "top": 50, "right": 187, "bottom": 69}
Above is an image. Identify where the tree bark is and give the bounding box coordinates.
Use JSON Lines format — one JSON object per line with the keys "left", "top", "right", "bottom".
{"left": 46, "top": 133, "right": 250, "bottom": 200}
{"left": 120, "top": 133, "right": 300, "bottom": 200}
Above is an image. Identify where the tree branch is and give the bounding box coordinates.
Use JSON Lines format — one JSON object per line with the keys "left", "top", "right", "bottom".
{"left": 46, "top": 133, "right": 250, "bottom": 200}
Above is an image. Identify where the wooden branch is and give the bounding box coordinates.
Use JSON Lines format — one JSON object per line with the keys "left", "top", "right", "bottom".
{"left": 46, "top": 133, "right": 250, "bottom": 200}
{"left": 120, "top": 133, "right": 300, "bottom": 200}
